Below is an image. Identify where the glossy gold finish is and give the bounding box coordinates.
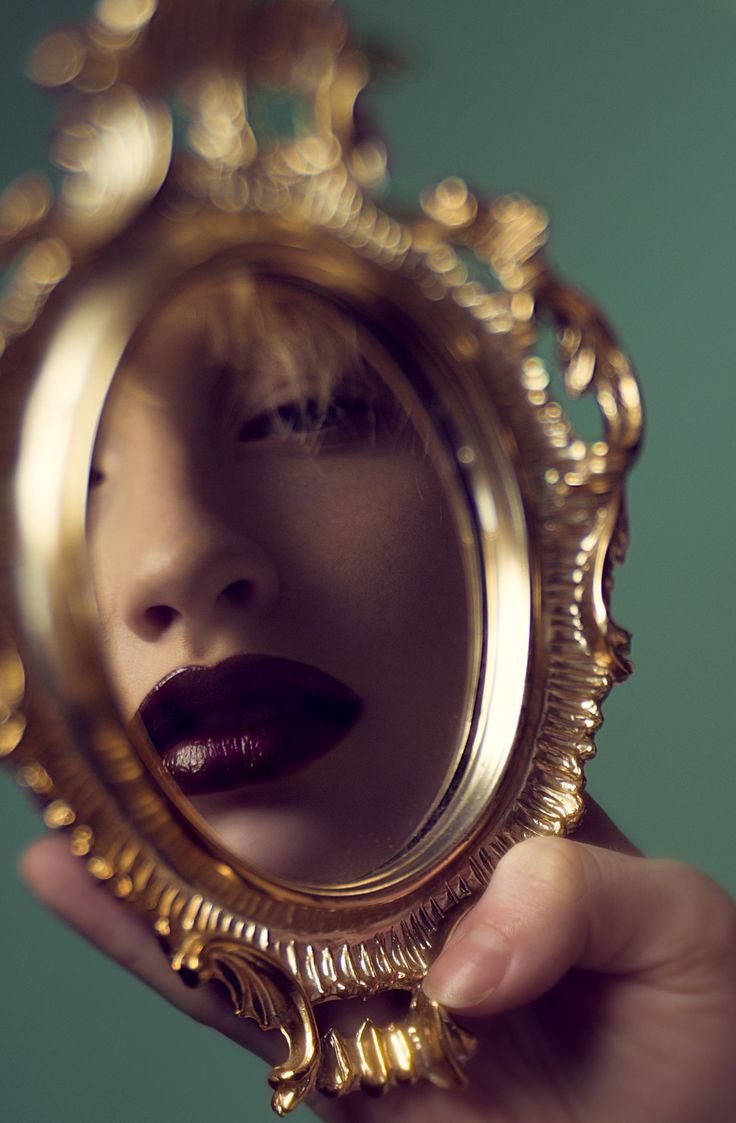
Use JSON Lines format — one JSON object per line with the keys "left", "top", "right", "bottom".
{"left": 318, "top": 987, "right": 476, "bottom": 1098}
{"left": 0, "top": 0, "right": 642, "bottom": 1112}
{"left": 172, "top": 935, "right": 320, "bottom": 1115}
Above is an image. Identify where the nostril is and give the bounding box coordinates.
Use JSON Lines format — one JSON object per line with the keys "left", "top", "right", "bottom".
{"left": 221, "top": 580, "right": 254, "bottom": 610}
{"left": 143, "top": 605, "right": 178, "bottom": 632}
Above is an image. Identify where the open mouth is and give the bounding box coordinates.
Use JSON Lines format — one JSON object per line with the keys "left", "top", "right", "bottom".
{"left": 133, "top": 654, "right": 363, "bottom": 797}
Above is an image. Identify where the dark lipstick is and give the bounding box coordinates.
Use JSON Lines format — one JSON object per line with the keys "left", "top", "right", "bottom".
{"left": 134, "top": 654, "right": 362, "bottom": 796}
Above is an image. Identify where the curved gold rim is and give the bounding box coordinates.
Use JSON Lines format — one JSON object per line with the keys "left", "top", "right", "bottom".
{"left": 13, "top": 215, "right": 532, "bottom": 904}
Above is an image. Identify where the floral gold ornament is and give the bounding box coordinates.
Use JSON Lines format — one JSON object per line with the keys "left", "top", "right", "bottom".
{"left": 0, "top": 0, "right": 642, "bottom": 1114}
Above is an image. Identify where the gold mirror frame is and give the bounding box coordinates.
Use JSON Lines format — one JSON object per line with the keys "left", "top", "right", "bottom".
{"left": 0, "top": 0, "right": 642, "bottom": 1113}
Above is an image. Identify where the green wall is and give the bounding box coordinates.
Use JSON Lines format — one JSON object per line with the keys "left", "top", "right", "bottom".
{"left": 2, "top": 2, "right": 734, "bottom": 1120}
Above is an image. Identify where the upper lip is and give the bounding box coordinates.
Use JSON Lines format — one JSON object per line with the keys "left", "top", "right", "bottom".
{"left": 132, "top": 653, "right": 362, "bottom": 791}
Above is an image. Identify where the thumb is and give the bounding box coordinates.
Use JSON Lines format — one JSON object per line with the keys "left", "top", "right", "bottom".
{"left": 422, "top": 836, "right": 736, "bottom": 1013}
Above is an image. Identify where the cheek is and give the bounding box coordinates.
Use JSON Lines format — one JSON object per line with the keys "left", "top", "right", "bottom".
{"left": 84, "top": 514, "right": 139, "bottom": 717}
{"left": 263, "top": 451, "right": 467, "bottom": 656}
{"left": 86, "top": 500, "right": 119, "bottom": 639}
{"left": 85, "top": 470, "right": 179, "bottom": 718}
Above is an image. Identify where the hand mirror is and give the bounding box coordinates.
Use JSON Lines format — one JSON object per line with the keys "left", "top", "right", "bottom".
{"left": 0, "top": 0, "right": 642, "bottom": 1112}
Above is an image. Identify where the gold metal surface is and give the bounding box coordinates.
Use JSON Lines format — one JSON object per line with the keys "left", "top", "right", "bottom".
{"left": 172, "top": 934, "right": 320, "bottom": 1115}
{"left": 318, "top": 987, "right": 476, "bottom": 1098}
{"left": 0, "top": 0, "right": 642, "bottom": 1112}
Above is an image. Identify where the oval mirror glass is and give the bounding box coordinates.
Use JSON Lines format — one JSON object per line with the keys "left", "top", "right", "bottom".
{"left": 88, "top": 265, "right": 480, "bottom": 883}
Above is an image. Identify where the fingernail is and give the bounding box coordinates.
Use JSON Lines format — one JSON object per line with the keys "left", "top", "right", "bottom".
{"left": 423, "top": 922, "right": 510, "bottom": 1008}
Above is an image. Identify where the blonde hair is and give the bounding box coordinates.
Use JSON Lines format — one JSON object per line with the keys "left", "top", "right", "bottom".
{"left": 120, "top": 268, "right": 413, "bottom": 452}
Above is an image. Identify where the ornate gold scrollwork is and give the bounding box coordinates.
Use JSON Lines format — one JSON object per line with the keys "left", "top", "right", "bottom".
{"left": 172, "top": 935, "right": 320, "bottom": 1115}
{"left": 420, "top": 176, "right": 641, "bottom": 679}
{"left": 169, "top": 936, "right": 477, "bottom": 1109}
{"left": 318, "top": 986, "right": 476, "bottom": 1098}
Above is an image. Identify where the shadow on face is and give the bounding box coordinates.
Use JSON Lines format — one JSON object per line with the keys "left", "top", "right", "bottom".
{"left": 87, "top": 269, "right": 472, "bottom": 883}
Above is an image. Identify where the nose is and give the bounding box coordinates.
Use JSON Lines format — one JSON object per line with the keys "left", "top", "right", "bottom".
{"left": 92, "top": 424, "right": 280, "bottom": 654}
{"left": 120, "top": 519, "right": 280, "bottom": 647}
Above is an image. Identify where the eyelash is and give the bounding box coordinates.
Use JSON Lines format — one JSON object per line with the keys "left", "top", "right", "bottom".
{"left": 88, "top": 376, "right": 405, "bottom": 488}
{"left": 237, "top": 393, "right": 378, "bottom": 447}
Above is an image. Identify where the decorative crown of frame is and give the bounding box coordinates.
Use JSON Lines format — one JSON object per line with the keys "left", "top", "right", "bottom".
{"left": 1, "top": 0, "right": 640, "bottom": 445}
{"left": 0, "top": 0, "right": 642, "bottom": 1114}
{"left": 0, "top": 0, "right": 387, "bottom": 347}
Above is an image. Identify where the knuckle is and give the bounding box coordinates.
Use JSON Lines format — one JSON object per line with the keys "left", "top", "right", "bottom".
{"left": 507, "top": 836, "right": 587, "bottom": 895}
{"left": 652, "top": 860, "right": 736, "bottom": 971}
{"left": 681, "top": 866, "right": 734, "bottom": 962}
{"left": 497, "top": 836, "right": 590, "bottom": 921}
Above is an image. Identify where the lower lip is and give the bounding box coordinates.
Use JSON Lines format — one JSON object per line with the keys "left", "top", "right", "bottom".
{"left": 160, "top": 699, "right": 360, "bottom": 796}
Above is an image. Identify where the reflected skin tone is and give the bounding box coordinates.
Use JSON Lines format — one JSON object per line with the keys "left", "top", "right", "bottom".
{"left": 87, "top": 273, "right": 470, "bottom": 882}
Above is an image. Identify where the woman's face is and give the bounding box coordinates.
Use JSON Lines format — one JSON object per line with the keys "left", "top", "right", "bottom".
{"left": 88, "top": 272, "right": 470, "bottom": 883}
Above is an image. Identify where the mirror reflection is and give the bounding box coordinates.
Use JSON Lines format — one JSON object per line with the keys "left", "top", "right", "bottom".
{"left": 87, "top": 268, "right": 472, "bottom": 883}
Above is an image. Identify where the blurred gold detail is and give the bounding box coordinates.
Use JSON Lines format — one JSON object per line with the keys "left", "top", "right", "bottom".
{"left": 70, "top": 825, "right": 95, "bottom": 856}
{"left": 18, "top": 762, "right": 54, "bottom": 795}
{"left": 96, "top": 0, "right": 157, "bottom": 36}
{"left": 0, "top": 175, "right": 53, "bottom": 240}
{"left": 421, "top": 177, "right": 478, "bottom": 229}
{"left": 88, "top": 856, "right": 114, "bottom": 880}
{"left": 0, "top": 649, "right": 26, "bottom": 757}
{"left": 0, "top": 713, "right": 26, "bottom": 757}
{"left": 22, "top": 238, "right": 72, "bottom": 286}
{"left": 348, "top": 138, "right": 387, "bottom": 189}
{"left": 29, "top": 30, "right": 87, "bottom": 87}
{"left": 0, "top": 649, "right": 25, "bottom": 709}
{"left": 183, "top": 70, "right": 255, "bottom": 186}
{"left": 56, "top": 88, "right": 172, "bottom": 228}
{"left": 43, "top": 799, "right": 77, "bottom": 828}
{"left": 114, "top": 873, "right": 134, "bottom": 897}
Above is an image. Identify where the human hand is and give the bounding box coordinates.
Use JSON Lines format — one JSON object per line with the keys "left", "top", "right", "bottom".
{"left": 417, "top": 832, "right": 736, "bottom": 1123}
{"left": 21, "top": 804, "right": 736, "bottom": 1123}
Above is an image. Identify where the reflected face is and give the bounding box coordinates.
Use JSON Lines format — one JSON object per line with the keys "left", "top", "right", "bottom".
{"left": 88, "top": 272, "right": 469, "bottom": 882}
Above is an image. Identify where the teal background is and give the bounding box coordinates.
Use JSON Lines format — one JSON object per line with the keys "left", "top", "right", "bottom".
{"left": 1, "top": 2, "right": 734, "bottom": 1120}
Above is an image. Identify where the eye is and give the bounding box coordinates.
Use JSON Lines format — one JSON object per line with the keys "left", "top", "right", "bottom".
{"left": 237, "top": 393, "right": 376, "bottom": 446}
{"left": 88, "top": 465, "right": 106, "bottom": 489}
